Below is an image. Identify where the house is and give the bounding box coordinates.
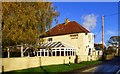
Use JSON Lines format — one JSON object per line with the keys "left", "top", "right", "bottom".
{"left": 107, "top": 36, "right": 120, "bottom": 55}
{"left": 40, "top": 19, "right": 98, "bottom": 62}
{"left": 94, "top": 44, "right": 103, "bottom": 56}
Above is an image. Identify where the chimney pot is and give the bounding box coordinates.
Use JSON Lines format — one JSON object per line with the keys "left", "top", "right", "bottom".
{"left": 65, "top": 18, "right": 70, "bottom": 24}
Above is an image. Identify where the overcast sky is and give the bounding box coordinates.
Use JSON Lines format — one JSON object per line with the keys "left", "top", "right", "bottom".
{"left": 51, "top": 2, "right": 118, "bottom": 44}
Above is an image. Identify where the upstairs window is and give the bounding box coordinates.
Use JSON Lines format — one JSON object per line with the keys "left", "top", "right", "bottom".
{"left": 98, "top": 51, "right": 100, "bottom": 55}
{"left": 88, "top": 35, "right": 93, "bottom": 43}
{"left": 48, "top": 38, "right": 52, "bottom": 42}
{"left": 88, "top": 48, "right": 91, "bottom": 55}
{"left": 85, "top": 33, "right": 88, "bottom": 35}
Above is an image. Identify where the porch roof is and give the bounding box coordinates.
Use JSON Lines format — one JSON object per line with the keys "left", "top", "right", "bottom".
{"left": 39, "top": 41, "right": 75, "bottom": 49}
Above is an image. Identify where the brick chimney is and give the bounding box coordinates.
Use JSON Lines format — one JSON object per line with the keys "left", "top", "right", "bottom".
{"left": 65, "top": 18, "right": 70, "bottom": 24}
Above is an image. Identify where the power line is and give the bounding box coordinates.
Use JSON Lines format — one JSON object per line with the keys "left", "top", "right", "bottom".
{"left": 94, "top": 26, "right": 102, "bottom": 39}
{"left": 104, "top": 13, "right": 120, "bottom": 17}
{"left": 95, "top": 12, "right": 118, "bottom": 37}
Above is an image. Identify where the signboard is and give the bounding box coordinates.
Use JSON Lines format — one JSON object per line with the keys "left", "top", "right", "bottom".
{"left": 70, "top": 34, "right": 78, "bottom": 39}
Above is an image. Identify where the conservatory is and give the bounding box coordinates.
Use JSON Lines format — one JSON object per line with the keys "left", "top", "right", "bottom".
{"left": 36, "top": 42, "right": 76, "bottom": 57}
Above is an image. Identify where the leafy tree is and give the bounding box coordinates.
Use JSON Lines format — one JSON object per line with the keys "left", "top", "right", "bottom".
{"left": 107, "top": 36, "right": 120, "bottom": 48}
{"left": 107, "top": 36, "right": 120, "bottom": 55}
{"left": 2, "top": 2, "right": 59, "bottom": 47}
{"left": 106, "top": 46, "right": 116, "bottom": 54}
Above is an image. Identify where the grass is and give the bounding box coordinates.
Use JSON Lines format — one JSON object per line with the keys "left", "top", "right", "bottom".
{"left": 3, "top": 61, "right": 102, "bottom": 74}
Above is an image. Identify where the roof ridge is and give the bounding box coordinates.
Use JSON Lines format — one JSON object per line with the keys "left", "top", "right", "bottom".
{"left": 45, "top": 21, "right": 90, "bottom": 37}
{"left": 73, "top": 21, "right": 90, "bottom": 32}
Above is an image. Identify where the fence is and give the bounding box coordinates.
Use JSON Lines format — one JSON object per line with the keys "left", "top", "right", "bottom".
{"left": 0, "top": 56, "right": 75, "bottom": 72}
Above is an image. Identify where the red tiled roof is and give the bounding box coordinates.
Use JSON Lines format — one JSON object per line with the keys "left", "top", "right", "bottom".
{"left": 110, "top": 36, "right": 120, "bottom": 39}
{"left": 46, "top": 21, "right": 90, "bottom": 37}
{"left": 94, "top": 44, "right": 106, "bottom": 48}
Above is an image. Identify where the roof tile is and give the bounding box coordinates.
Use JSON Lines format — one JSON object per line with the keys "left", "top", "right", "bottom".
{"left": 46, "top": 21, "right": 90, "bottom": 36}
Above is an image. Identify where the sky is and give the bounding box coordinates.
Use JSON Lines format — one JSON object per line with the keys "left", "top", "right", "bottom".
{"left": 51, "top": 2, "right": 118, "bottom": 44}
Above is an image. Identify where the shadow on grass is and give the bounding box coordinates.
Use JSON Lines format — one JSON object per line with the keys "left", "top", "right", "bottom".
{"left": 40, "top": 66, "right": 49, "bottom": 74}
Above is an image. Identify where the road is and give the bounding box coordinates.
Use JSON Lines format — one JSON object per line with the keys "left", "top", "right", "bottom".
{"left": 82, "top": 66, "right": 97, "bottom": 72}
{"left": 61, "top": 56, "right": 120, "bottom": 74}
{"left": 93, "top": 56, "right": 120, "bottom": 74}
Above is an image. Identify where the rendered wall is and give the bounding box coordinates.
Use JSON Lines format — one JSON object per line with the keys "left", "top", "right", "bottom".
{"left": 0, "top": 56, "right": 75, "bottom": 72}
{"left": 43, "top": 33, "right": 95, "bottom": 61}
{"left": 77, "top": 55, "right": 101, "bottom": 62}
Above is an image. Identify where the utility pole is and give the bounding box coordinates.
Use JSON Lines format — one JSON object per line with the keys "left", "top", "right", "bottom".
{"left": 102, "top": 15, "right": 104, "bottom": 50}
{"left": 102, "top": 15, "right": 105, "bottom": 59}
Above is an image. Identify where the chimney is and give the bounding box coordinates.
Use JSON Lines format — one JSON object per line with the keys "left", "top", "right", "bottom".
{"left": 65, "top": 18, "right": 70, "bottom": 24}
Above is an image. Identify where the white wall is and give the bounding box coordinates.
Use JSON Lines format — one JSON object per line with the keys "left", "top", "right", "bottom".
{"left": 43, "top": 33, "right": 94, "bottom": 57}
{"left": 0, "top": 56, "right": 75, "bottom": 72}
{"left": 43, "top": 33, "right": 95, "bottom": 62}
{"left": 95, "top": 50, "right": 103, "bottom": 56}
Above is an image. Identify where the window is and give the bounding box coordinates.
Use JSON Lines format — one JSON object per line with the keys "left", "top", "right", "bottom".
{"left": 88, "top": 35, "right": 91, "bottom": 43}
{"left": 68, "top": 51, "right": 70, "bottom": 56}
{"left": 38, "top": 52, "right": 40, "bottom": 56}
{"left": 49, "top": 52, "right": 52, "bottom": 56}
{"left": 73, "top": 52, "right": 74, "bottom": 56}
{"left": 88, "top": 48, "right": 91, "bottom": 55}
{"left": 53, "top": 52, "right": 55, "bottom": 56}
{"left": 65, "top": 51, "right": 67, "bottom": 56}
{"left": 71, "top": 51, "right": 72, "bottom": 56}
{"left": 41, "top": 52, "right": 44, "bottom": 56}
{"left": 85, "top": 33, "right": 88, "bottom": 35}
{"left": 98, "top": 51, "right": 99, "bottom": 55}
{"left": 61, "top": 51, "right": 64, "bottom": 56}
{"left": 48, "top": 38, "right": 52, "bottom": 42}
{"left": 56, "top": 51, "right": 60, "bottom": 56}
{"left": 45, "top": 52, "right": 47, "bottom": 56}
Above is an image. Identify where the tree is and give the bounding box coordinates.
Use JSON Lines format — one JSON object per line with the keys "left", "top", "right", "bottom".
{"left": 107, "top": 36, "right": 120, "bottom": 48}
{"left": 107, "top": 36, "right": 120, "bottom": 55}
{"left": 2, "top": 2, "right": 59, "bottom": 47}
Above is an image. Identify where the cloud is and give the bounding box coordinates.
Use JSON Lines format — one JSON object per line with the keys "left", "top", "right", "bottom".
{"left": 82, "top": 14, "right": 98, "bottom": 31}
{"left": 107, "top": 30, "right": 114, "bottom": 35}
{"left": 106, "top": 30, "right": 118, "bottom": 35}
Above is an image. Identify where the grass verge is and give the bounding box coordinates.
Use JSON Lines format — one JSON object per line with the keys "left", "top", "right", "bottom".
{"left": 3, "top": 61, "right": 102, "bottom": 74}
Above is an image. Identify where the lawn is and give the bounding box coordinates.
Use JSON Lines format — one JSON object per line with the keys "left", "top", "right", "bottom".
{"left": 3, "top": 61, "right": 102, "bottom": 74}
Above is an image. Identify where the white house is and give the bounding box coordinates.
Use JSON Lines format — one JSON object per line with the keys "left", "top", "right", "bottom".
{"left": 40, "top": 19, "right": 99, "bottom": 62}
{"left": 94, "top": 44, "right": 103, "bottom": 57}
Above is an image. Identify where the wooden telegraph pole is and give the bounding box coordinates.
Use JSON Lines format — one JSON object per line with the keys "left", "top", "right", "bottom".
{"left": 102, "top": 15, "right": 104, "bottom": 50}
{"left": 102, "top": 15, "right": 105, "bottom": 59}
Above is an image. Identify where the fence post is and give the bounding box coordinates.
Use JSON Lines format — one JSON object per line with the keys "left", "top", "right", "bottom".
{"left": 21, "top": 45, "right": 24, "bottom": 57}
{"left": 2, "top": 66, "right": 4, "bottom": 72}
{"left": 7, "top": 47, "right": 10, "bottom": 58}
